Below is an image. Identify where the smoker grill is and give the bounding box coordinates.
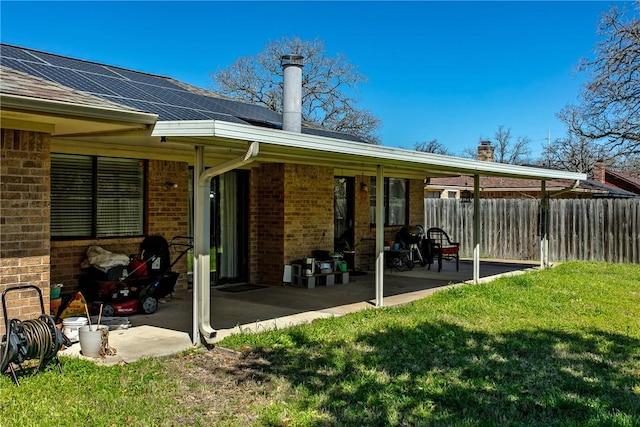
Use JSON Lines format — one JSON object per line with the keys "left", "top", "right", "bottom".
{"left": 397, "top": 225, "right": 427, "bottom": 266}
{"left": 398, "top": 225, "right": 425, "bottom": 245}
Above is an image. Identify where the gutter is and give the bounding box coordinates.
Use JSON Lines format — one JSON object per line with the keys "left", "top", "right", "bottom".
{"left": 153, "top": 120, "right": 587, "bottom": 182}
{"left": 199, "top": 141, "right": 259, "bottom": 185}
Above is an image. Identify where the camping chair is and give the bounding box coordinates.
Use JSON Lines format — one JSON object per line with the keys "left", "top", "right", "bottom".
{"left": 426, "top": 227, "right": 460, "bottom": 272}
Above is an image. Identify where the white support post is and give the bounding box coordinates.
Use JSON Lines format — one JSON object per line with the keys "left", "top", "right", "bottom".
{"left": 473, "top": 174, "right": 480, "bottom": 284}
{"left": 540, "top": 180, "right": 549, "bottom": 269}
{"left": 375, "top": 165, "right": 385, "bottom": 307}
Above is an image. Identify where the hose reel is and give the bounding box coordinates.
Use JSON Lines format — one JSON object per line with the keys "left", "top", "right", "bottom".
{"left": 1, "top": 285, "right": 71, "bottom": 386}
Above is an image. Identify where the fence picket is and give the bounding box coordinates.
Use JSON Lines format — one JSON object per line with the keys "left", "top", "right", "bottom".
{"left": 424, "top": 198, "right": 640, "bottom": 264}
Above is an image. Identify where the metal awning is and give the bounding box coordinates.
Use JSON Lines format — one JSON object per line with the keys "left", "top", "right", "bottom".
{"left": 153, "top": 120, "right": 586, "bottom": 181}
{"left": 151, "top": 119, "right": 587, "bottom": 345}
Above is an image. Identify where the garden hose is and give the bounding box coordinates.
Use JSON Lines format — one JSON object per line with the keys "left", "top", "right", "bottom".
{"left": 0, "top": 314, "right": 69, "bottom": 375}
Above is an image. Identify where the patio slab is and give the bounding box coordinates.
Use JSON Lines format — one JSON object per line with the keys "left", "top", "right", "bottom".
{"left": 59, "top": 259, "right": 539, "bottom": 365}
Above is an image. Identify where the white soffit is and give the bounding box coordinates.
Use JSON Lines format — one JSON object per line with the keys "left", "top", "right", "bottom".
{"left": 153, "top": 120, "right": 587, "bottom": 181}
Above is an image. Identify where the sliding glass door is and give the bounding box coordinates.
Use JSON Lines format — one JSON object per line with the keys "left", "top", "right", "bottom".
{"left": 214, "top": 170, "right": 249, "bottom": 284}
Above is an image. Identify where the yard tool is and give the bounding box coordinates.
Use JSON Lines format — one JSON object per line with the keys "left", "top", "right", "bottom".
{"left": 81, "top": 236, "right": 193, "bottom": 317}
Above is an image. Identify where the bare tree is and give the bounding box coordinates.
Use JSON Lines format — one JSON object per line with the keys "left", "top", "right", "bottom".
{"left": 211, "top": 37, "right": 381, "bottom": 144}
{"left": 414, "top": 139, "right": 451, "bottom": 155}
{"left": 559, "top": 3, "right": 640, "bottom": 157}
{"left": 462, "top": 125, "right": 531, "bottom": 164}
{"left": 492, "top": 125, "right": 532, "bottom": 164}
{"left": 540, "top": 132, "right": 607, "bottom": 173}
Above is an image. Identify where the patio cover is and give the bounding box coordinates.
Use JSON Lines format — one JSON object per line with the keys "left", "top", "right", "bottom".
{"left": 151, "top": 120, "right": 587, "bottom": 345}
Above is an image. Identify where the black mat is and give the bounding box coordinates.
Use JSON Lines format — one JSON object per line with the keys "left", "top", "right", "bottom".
{"left": 217, "top": 284, "right": 268, "bottom": 293}
{"left": 350, "top": 271, "right": 368, "bottom": 276}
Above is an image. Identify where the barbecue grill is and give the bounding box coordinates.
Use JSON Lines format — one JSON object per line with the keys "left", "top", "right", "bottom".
{"left": 397, "top": 225, "right": 427, "bottom": 266}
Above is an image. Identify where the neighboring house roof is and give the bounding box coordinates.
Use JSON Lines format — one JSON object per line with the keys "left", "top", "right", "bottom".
{"left": 426, "top": 175, "right": 639, "bottom": 198}
{"left": 603, "top": 169, "right": 640, "bottom": 195}
{"left": 0, "top": 43, "right": 364, "bottom": 143}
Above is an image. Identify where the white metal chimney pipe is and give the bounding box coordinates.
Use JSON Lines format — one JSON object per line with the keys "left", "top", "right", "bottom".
{"left": 281, "top": 54, "right": 304, "bottom": 133}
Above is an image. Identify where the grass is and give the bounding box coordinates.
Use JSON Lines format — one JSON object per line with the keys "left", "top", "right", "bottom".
{"left": 1, "top": 261, "right": 639, "bottom": 426}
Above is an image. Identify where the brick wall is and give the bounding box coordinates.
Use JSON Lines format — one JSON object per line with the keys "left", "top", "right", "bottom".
{"left": 250, "top": 163, "right": 335, "bottom": 286}
{"left": 251, "top": 164, "right": 285, "bottom": 285}
{"left": 409, "top": 179, "right": 424, "bottom": 225}
{"left": 0, "top": 129, "right": 51, "bottom": 335}
{"left": 146, "top": 160, "right": 189, "bottom": 243}
{"left": 283, "top": 164, "right": 334, "bottom": 262}
{"left": 354, "top": 175, "right": 373, "bottom": 270}
{"left": 146, "top": 159, "right": 190, "bottom": 288}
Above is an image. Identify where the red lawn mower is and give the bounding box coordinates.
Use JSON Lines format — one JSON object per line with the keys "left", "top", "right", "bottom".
{"left": 82, "top": 236, "right": 192, "bottom": 316}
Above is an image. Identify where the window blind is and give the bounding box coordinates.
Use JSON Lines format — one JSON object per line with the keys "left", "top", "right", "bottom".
{"left": 51, "top": 154, "right": 93, "bottom": 238}
{"left": 51, "top": 154, "right": 144, "bottom": 239}
{"left": 96, "top": 157, "right": 144, "bottom": 237}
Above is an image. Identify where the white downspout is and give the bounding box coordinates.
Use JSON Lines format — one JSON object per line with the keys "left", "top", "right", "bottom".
{"left": 375, "top": 165, "right": 385, "bottom": 307}
{"left": 192, "top": 141, "right": 259, "bottom": 345}
{"left": 473, "top": 174, "right": 480, "bottom": 283}
{"left": 550, "top": 180, "right": 580, "bottom": 198}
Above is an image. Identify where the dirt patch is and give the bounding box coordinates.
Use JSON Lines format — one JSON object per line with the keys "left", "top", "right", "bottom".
{"left": 163, "top": 346, "right": 281, "bottom": 425}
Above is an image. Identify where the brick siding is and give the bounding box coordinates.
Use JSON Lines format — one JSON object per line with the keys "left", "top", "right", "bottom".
{"left": 1, "top": 129, "right": 51, "bottom": 335}
{"left": 251, "top": 164, "right": 285, "bottom": 285}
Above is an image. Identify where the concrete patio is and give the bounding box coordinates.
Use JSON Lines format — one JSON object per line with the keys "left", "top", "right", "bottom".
{"left": 60, "top": 259, "right": 540, "bottom": 365}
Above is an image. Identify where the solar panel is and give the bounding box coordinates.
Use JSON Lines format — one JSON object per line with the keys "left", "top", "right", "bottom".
{"left": 303, "top": 127, "right": 364, "bottom": 142}
{"left": 0, "top": 57, "right": 46, "bottom": 76}
{"left": 109, "top": 68, "right": 185, "bottom": 90}
{"left": 33, "top": 63, "right": 119, "bottom": 96}
{"left": 34, "top": 51, "right": 122, "bottom": 77}
{"left": 1, "top": 43, "right": 367, "bottom": 143}
{"left": 87, "top": 74, "right": 166, "bottom": 102}
{"left": 0, "top": 45, "right": 47, "bottom": 63}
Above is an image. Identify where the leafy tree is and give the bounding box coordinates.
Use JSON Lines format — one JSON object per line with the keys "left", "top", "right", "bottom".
{"left": 211, "top": 37, "right": 381, "bottom": 144}
{"left": 414, "top": 139, "right": 451, "bottom": 155}
{"left": 559, "top": 3, "right": 640, "bottom": 158}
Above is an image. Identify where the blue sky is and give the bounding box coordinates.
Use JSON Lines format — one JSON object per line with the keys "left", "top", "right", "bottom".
{"left": 0, "top": 1, "right": 625, "bottom": 158}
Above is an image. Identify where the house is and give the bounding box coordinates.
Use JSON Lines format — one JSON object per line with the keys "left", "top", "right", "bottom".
{"left": 592, "top": 161, "right": 640, "bottom": 196}
{"left": 0, "top": 44, "right": 586, "bottom": 343}
{"left": 425, "top": 142, "right": 638, "bottom": 200}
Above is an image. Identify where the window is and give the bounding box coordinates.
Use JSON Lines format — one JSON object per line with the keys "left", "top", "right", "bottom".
{"left": 369, "top": 177, "right": 408, "bottom": 226}
{"left": 51, "top": 154, "right": 145, "bottom": 239}
{"left": 426, "top": 191, "right": 441, "bottom": 199}
{"left": 447, "top": 191, "right": 457, "bottom": 199}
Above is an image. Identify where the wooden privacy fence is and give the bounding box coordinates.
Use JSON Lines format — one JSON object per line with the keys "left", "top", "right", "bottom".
{"left": 424, "top": 198, "right": 640, "bottom": 264}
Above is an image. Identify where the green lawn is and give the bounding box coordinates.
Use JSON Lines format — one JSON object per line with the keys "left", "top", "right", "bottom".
{"left": 1, "top": 261, "right": 639, "bottom": 426}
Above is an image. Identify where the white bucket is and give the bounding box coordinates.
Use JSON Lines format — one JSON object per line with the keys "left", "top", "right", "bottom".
{"left": 62, "top": 316, "right": 88, "bottom": 343}
{"left": 78, "top": 325, "right": 109, "bottom": 358}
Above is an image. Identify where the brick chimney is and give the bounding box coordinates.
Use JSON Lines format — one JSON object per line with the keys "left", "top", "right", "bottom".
{"left": 478, "top": 140, "right": 494, "bottom": 162}
{"left": 592, "top": 160, "right": 606, "bottom": 183}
